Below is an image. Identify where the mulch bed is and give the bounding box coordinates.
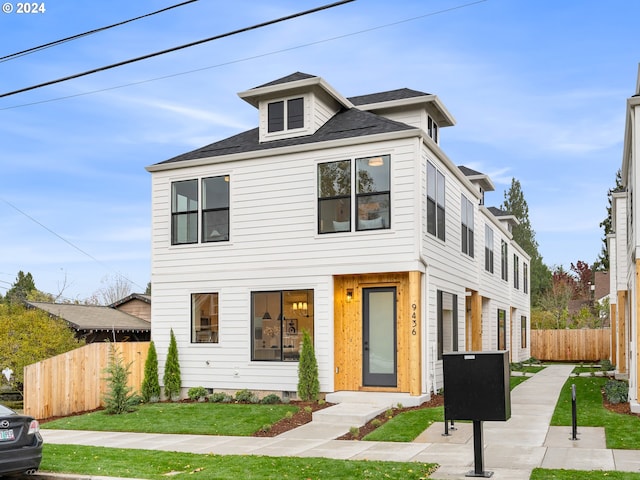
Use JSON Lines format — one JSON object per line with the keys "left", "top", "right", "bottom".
{"left": 252, "top": 401, "right": 334, "bottom": 437}
{"left": 337, "top": 394, "right": 444, "bottom": 441}
{"left": 602, "top": 391, "right": 640, "bottom": 417}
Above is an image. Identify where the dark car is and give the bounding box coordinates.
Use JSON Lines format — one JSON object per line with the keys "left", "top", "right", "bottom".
{"left": 0, "top": 404, "right": 43, "bottom": 476}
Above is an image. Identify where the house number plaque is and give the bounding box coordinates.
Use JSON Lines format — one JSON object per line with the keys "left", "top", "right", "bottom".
{"left": 411, "top": 303, "right": 417, "bottom": 335}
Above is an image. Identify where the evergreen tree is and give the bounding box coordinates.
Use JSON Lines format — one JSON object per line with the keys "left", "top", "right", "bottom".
{"left": 141, "top": 341, "right": 160, "bottom": 402}
{"left": 4, "top": 271, "right": 36, "bottom": 304}
{"left": 594, "top": 169, "right": 623, "bottom": 271}
{"left": 103, "top": 343, "right": 139, "bottom": 414}
{"left": 297, "top": 330, "right": 319, "bottom": 402}
{"left": 501, "top": 178, "right": 552, "bottom": 306}
{"left": 163, "top": 329, "right": 181, "bottom": 400}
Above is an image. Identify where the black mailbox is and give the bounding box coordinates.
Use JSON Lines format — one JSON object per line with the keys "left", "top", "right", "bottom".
{"left": 443, "top": 351, "right": 511, "bottom": 422}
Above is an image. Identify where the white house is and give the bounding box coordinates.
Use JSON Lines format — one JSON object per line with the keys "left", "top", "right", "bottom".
{"left": 146, "top": 72, "right": 531, "bottom": 401}
{"left": 610, "top": 64, "right": 640, "bottom": 412}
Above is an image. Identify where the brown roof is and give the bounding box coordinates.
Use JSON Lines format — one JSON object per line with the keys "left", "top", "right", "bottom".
{"left": 26, "top": 302, "right": 150, "bottom": 332}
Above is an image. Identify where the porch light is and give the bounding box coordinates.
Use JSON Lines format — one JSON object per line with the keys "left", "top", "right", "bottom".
{"left": 346, "top": 289, "right": 353, "bottom": 303}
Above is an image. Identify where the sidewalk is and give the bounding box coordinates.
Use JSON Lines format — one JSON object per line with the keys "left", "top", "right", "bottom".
{"left": 39, "top": 365, "right": 640, "bottom": 480}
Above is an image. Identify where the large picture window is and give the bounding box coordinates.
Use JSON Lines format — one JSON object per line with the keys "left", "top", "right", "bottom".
{"left": 427, "top": 161, "right": 445, "bottom": 241}
{"left": 497, "top": 309, "right": 507, "bottom": 350}
{"left": 251, "top": 289, "right": 314, "bottom": 362}
{"left": 437, "top": 290, "right": 458, "bottom": 360}
{"left": 318, "top": 160, "right": 351, "bottom": 233}
{"left": 356, "top": 155, "right": 390, "bottom": 231}
{"left": 202, "top": 176, "right": 229, "bottom": 242}
{"left": 191, "top": 293, "right": 219, "bottom": 343}
{"left": 172, "top": 180, "right": 198, "bottom": 245}
{"left": 461, "top": 195, "right": 474, "bottom": 257}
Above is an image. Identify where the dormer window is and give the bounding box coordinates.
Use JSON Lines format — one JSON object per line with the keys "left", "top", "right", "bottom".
{"left": 427, "top": 116, "right": 439, "bottom": 143}
{"left": 268, "top": 97, "right": 304, "bottom": 133}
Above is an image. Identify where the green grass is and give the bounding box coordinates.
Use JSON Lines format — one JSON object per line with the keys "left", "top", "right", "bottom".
{"left": 510, "top": 375, "right": 530, "bottom": 389}
{"left": 531, "top": 468, "right": 640, "bottom": 479}
{"left": 551, "top": 376, "right": 640, "bottom": 450}
{"left": 42, "top": 402, "right": 299, "bottom": 436}
{"left": 41, "top": 444, "right": 439, "bottom": 480}
{"left": 363, "top": 406, "right": 444, "bottom": 442}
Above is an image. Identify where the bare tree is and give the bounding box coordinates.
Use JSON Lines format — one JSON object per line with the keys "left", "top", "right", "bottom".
{"left": 95, "top": 274, "right": 133, "bottom": 305}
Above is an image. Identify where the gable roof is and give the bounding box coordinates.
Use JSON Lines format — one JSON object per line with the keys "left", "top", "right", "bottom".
{"left": 458, "top": 165, "right": 495, "bottom": 192}
{"left": 348, "top": 88, "right": 432, "bottom": 106}
{"left": 253, "top": 71, "right": 318, "bottom": 89}
{"left": 26, "top": 302, "right": 151, "bottom": 332}
{"left": 154, "top": 108, "right": 417, "bottom": 165}
{"left": 487, "top": 206, "right": 520, "bottom": 226}
{"left": 109, "top": 293, "right": 151, "bottom": 308}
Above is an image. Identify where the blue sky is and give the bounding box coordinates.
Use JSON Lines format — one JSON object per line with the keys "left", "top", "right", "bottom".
{"left": 1, "top": 0, "right": 637, "bottom": 301}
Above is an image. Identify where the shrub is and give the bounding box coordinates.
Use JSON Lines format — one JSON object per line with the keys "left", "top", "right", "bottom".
{"left": 163, "top": 329, "right": 181, "bottom": 400}
{"left": 188, "top": 386, "right": 208, "bottom": 401}
{"left": 259, "top": 424, "right": 271, "bottom": 433}
{"left": 235, "top": 389, "right": 258, "bottom": 403}
{"left": 209, "top": 392, "right": 233, "bottom": 403}
{"left": 600, "top": 359, "right": 615, "bottom": 372}
{"left": 604, "top": 379, "right": 629, "bottom": 404}
{"left": 141, "top": 341, "right": 160, "bottom": 403}
{"left": 103, "top": 343, "right": 139, "bottom": 414}
{"left": 349, "top": 426, "right": 360, "bottom": 437}
{"left": 371, "top": 419, "right": 382, "bottom": 428}
{"left": 297, "top": 330, "right": 319, "bottom": 401}
{"left": 260, "top": 393, "right": 281, "bottom": 404}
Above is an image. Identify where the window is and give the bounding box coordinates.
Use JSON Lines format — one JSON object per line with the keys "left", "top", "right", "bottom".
{"left": 485, "top": 226, "right": 494, "bottom": 273}
{"left": 356, "top": 155, "right": 390, "bottom": 231}
{"left": 427, "top": 161, "right": 445, "bottom": 241}
{"left": 268, "top": 97, "right": 304, "bottom": 133}
{"left": 461, "top": 195, "right": 474, "bottom": 257}
{"left": 497, "top": 309, "right": 506, "bottom": 350}
{"left": 521, "top": 315, "right": 527, "bottom": 349}
{"left": 513, "top": 254, "right": 520, "bottom": 289}
{"left": 191, "top": 293, "right": 219, "bottom": 343}
{"left": 172, "top": 180, "right": 198, "bottom": 245}
{"left": 318, "top": 155, "right": 390, "bottom": 234}
{"left": 501, "top": 240, "right": 508, "bottom": 281}
{"left": 523, "top": 263, "right": 529, "bottom": 293}
{"left": 202, "top": 176, "right": 229, "bottom": 242}
{"left": 171, "top": 177, "right": 230, "bottom": 246}
{"left": 427, "top": 116, "right": 439, "bottom": 143}
{"left": 437, "top": 290, "right": 458, "bottom": 360}
{"left": 251, "top": 289, "right": 314, "bottom": 362}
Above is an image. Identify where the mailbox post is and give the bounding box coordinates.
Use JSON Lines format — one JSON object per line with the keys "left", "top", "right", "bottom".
{"left": 443, "top": 351, "right": 511, "bottom": 478}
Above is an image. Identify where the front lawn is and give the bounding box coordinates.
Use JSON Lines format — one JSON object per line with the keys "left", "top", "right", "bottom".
{"left": 42, "top": 444, "right": 439, "bottom": 480}
{"left": 531, "top": 468, "right": 640, "bottom": 480}
{"left": 550, "top": 376, "right": 640, "bottom": 450}
{"left": 42, "top": 402, "right": 299, "bottom": 436}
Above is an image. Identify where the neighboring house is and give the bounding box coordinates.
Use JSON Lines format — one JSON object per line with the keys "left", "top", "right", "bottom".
{"left": 110, "top": 293, "right": 151, "bottom": 322}
{"left": 146, "top": 72, "right": 531, "bottom": 400}
{"left": 610, "top": 64, "right": 640, "bottom": 413}
{"left": 26, "top": 300, "right": 151, "bottom": 343}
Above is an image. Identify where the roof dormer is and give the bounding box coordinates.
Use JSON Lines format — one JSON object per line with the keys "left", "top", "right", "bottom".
{"left": 487, "top": 206, "right": 519, "bottom": 233}
{"left": 458, "top": 165, "right": 495, "bottom": 205}
{"left": 238, "top": 72, "right": 353, "bottom": 143}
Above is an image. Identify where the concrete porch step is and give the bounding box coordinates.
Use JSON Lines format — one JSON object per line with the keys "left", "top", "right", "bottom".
{"left": 325, "top": 391, "right": 431, "bottom": 408}
{"left": 312, "top": 402, "right": 388, "bottom": 427}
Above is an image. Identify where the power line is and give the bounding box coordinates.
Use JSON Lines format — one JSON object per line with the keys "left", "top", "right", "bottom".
{"left": 0, "top": 197, "right": 144, "bottom": 291}
{"left": 0, "top": 0, "right": 199, "bottom": 63}
{"left": 0, "top": 0, "right": 355, "bottom": 99}
{"left": 0, "top": 0, "right": 486, "bottom": 110}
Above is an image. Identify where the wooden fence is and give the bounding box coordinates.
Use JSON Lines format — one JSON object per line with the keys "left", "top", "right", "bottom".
{"left": 531, "top": 329, "right": 610, "bottom": 362}
{"left": 23, "top": 342, "right": 149, "bottom": 420}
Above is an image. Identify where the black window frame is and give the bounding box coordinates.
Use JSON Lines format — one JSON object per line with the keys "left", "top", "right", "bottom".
{"left": 267, "top": 97, "right": 304, "bottom": 133}
{"left": 427, "top": 161, "right": 445, "bottom": 241}
{"left": 191, "top": 293, "right": 219, "bottom": 344}
{"left": 497, "top": 308, "right": 507, "bottom": 350}
{"left": 501, "top": 240, "right": 508, "bottom": 281}
{"left": 513, "top": 253, "right": 520, "bottom": 289}
{"left": 355, "top": 155, "right": 391, "bottom": 231}
{"left": 485, "top": 225, "right": 494, "bottom": 273}
{"left": 523, "top": 263, "right": 529, "bottom": 294}
{"left": 318, "top": 160, "right": 352, "bottom": 234}
{"left": 201, "top": 176, "right": 230, "bottom": 243}
{"left": 171, "top": 179, "right": 198, "bottom": 245}
{"left": 521, "top": 315, "right": 527, "bottom": 349}
{"left": 437, "top": 290, "right": 458, "bottom": 360}
{"left": 461, "top": 194, "right": 474, "bottom": 257}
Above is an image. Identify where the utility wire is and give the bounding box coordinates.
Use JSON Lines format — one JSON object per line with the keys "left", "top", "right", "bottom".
{"left": 0, "top": 0, "right": 486, "bottom": 110}
{"left": 0, "top": 197, "right": 144, "bottom": 291}
{"left": 0, "top": 0, "right": 199, "bottom": 63}
{"left": 0, "top": 0, "right": 354, "bottom": 99}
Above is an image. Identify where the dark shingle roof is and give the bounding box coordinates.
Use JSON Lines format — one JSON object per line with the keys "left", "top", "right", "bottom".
{"left": 487, "top": 206, "right": 510, "bottom": 217}
{"left": 348, "top": 88, "right": 432, "bottom": 106}
{"left": 253, "top": 72, "right": 317, "bottom": 89}
{"left": 157, "top": 108, "right": 416, "bottom": 165}
{"left": 458, "top": 165, "right": 484, "bottom": 177}
{"left": 109, "top": 293, "right": 150, "bottom": 308}
{"left": 27, "top": 302, "right": 151, "bottom": 332}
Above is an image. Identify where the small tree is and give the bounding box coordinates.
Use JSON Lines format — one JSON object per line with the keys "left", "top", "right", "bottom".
{"left": 163, "top": 329, "right": 181, "bottom": 400}
{"left": 297, "top": 330, "right": 319, "bottom": 402}
{"left": 141, "top": 341, "right": 160, "bottom": 402}
{"left": 103, "top": 343, "right": 138, "bottom": 414}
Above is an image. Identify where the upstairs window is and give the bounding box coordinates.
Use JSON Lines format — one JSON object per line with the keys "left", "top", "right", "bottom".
{"left": 171, "top": 176, "right": 230, "bottom": 246}
{"left": 501, "top": 240, "right": 508, "bottom": 281}
{"left": 356, "top": 155, "right": 390, "bottom": 231}
{"left": 172, "top": 180, "right": 198, "bottom": 245}
{"left": 461, "top": 195, "right": 474, "bottom": 257}
{"left": 513, "top": 254, "right": 520, "bottom": 289}
{"left": 268, "top": 97, "right": 304, "bottom": 133}
{"left": 427, "top": 116, "right": 439, "bottom": 143}
{"left": 202, "top": 176, "right": 230, "bottom": 242}
{"left": 427, "top": 161, "right": 445, "bottom": 241}
{"left": 318, "top": 155, "right": 390, "bottom": 234}
{"left": 485, "top": 225, "right": 494, "bottom": 273}
{"left": 523, "top": 263, "right": 529, "bottom": 294}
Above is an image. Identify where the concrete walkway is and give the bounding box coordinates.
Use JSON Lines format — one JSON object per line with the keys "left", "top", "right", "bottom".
{"left": 39, "top": 365, "right": 640, "bottom": 480}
